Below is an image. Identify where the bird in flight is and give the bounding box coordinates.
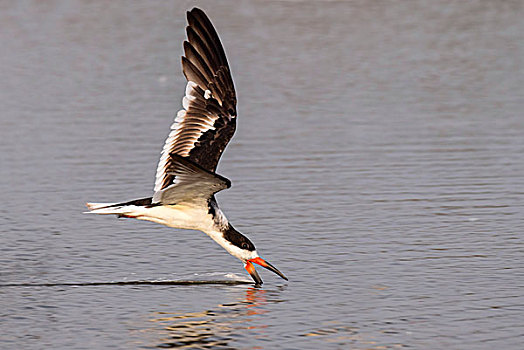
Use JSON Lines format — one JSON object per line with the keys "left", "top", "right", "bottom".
{"left": 86, "top": 8, "right": 287, "bottom": 286}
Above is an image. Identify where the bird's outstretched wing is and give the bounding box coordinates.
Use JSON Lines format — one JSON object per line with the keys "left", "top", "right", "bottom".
{"left": 154, "top": 7, "right": 237, "bottom": 196}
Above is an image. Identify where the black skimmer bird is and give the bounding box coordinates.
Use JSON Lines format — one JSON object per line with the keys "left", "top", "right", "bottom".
{"left": 86, "top": 8, "right": 287, "bottom": 286}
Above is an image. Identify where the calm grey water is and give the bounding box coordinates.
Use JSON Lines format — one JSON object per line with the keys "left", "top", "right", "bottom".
{"left": 1, "top": 1, "right": 523, "bottom": 349}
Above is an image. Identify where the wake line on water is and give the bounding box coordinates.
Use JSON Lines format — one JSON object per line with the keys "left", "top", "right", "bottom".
{"left": 0, "top": 280, "right": 253, "bottom": 287}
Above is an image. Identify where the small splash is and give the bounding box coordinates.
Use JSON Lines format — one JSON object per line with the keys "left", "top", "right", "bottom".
{"left": 193, "top": 272, "right": 252, "bottom": 283}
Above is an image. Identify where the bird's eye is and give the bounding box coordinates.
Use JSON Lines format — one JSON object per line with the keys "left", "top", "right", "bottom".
{"left": 241, "top": 242, "right": 248, "bottom": 249}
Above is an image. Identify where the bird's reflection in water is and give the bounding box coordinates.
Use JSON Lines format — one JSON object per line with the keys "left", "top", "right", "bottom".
{"left": 147, "top": 287, "right": 282, "bottom": 349}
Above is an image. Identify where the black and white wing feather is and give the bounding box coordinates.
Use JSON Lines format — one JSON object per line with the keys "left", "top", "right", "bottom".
{"left": 153, "top": 154, "right": 231, "bottom": 204}
{"left": 154, "top": 7, "right": 237, "bottom": 197}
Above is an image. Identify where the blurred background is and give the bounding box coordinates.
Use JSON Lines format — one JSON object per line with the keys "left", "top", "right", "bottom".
{"left": 1, "top": 1, "right": 522, "bottom": 349}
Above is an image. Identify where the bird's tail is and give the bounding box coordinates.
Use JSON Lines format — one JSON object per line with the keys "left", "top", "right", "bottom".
{"left": 85, "top": 197, "right": 154, "bottom": 216}
{"left": 85, "top": 202, "right": 124, "bottom": 214}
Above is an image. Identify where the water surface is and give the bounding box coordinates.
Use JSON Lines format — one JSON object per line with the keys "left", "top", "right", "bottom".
{"left": 1, "top": 1, "right": 523, "bottom": 349}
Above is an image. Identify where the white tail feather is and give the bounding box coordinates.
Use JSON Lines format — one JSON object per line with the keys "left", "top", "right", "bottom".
{"left": 85, "top": 202, "right": 118, "bottom": 211}
{"left": 84, "top": 202, "right": 141, "bottom": 217}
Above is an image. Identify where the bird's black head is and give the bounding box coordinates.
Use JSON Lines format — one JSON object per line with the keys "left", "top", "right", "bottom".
{"left": 223, "top": 224, "right": 256, "bottom": 251}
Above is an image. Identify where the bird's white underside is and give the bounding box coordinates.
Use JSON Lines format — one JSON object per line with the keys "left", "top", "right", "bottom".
{"left": 85, "top": 202, "right": 258, "bottom": 262}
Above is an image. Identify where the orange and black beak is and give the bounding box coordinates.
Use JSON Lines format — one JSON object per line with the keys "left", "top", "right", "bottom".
{"left": 245, "top": 257, "right": 288, "bottom": 285}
